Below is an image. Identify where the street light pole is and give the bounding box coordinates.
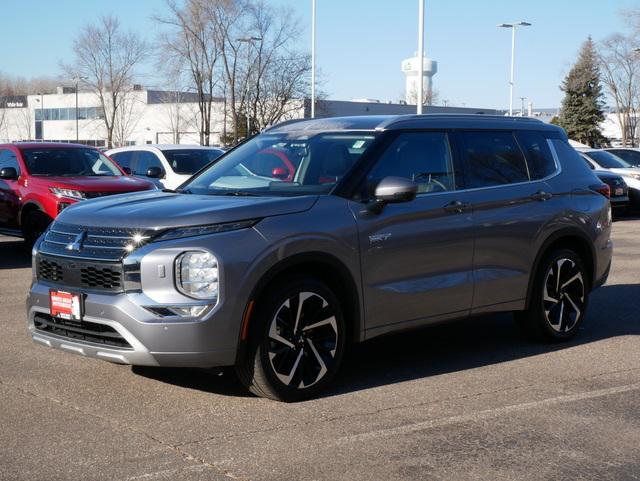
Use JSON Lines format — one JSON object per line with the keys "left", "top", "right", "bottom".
{"left": 237, "top": 36, "right": 262, "bottom": 138}
{"left": 498, "top": 21, "right": 531, "bottom": 116}
{"left": 311, "top": 0, "right": 316, "bottom": 118}
{"left": 73, "top": 76, "right": 88, "bottom": 143}
{"left": 417, "top": 0, "right": 425, "bottom": 114}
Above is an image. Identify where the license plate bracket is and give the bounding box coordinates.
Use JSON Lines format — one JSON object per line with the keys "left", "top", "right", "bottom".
{"left": 49, "top": 290, "right": 83, "bottom": 321}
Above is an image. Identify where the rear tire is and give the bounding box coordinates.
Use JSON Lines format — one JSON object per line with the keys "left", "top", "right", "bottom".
{"left": 235, "top": 277, "right": 346, "bottom": 402}
{"left": 516, "top": 248, "right": 589, "bottom": 342}
{"left": 22, "top": 210, "right": 52, "bottom": 248}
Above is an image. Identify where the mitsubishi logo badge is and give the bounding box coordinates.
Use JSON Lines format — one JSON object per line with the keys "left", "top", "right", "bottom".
{"left": 66, "top": 231, "right": 87, "bottom": 252}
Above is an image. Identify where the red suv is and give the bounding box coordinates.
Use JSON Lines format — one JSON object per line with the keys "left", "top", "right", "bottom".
{"left": 0, "top": 143, "right": 156, "bottom": 244}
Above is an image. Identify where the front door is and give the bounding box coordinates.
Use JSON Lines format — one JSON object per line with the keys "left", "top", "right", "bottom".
{"left": 352, "top": 131, "right": 475, "bottom": 333}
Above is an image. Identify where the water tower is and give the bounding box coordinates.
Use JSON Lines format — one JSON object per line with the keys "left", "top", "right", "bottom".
{"left": 401, "top": 54, "right": 438, "bottom": 104}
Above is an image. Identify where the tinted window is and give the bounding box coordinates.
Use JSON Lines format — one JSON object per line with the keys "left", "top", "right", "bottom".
{"left": 461, "top": 131, "right": 529, "bottom": 187}
{"left": 605, "top": 149, "right": 640, "bottom": 167}
{"left": 367, "top": 132, "right": 456, "bottom": 194}
{"left": 0, "top": 149, "right": 20, "bottom": 174}
{"left": 161, "top": 149, "right": 223, "bottom": 175}
{"left": 584, "top": 150, "right": 631, "bottom": 169}
{"left": 110, "top": 151, "right": 134, "bottom": 169}
{"left": 133, "top": 151, "right": 163, "bottom": 176}
{"left": 21, "top": 148, "right": 121, "bottom": 176}
{"left": 515, "top": 131, "right": 556, "bottom": 180}
{"left": 549, "top": 140, "right": 593, "bottom": 171}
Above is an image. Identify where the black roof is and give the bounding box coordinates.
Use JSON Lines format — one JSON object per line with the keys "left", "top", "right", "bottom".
{"left": 267, "top": 114, "right": 564, "bottom": 135}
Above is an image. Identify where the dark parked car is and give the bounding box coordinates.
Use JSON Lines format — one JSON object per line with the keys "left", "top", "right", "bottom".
{"left": 0, "top": 143, "right": 156, "bottom": 244}
{"left": 28, "top": 115, "right": 612, "bottom": 401}
{"left": 594, "top": 170, "right": 628, "bottom": 212}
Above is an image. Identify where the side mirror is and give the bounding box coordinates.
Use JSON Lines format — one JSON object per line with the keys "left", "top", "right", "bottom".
{"left": 146, "top": 166, "right": 164, "bottom": 179}
{"left": 271, "top": 166, "right": 288, "bottom": 180}
{"left": 122, "top": 167, "right": 132, "bottom": 175}
{"left": 369, "top": 176, "right": 418, "bottom": 214}
{"left": 0, "top": 167, "right": 18, "bottom": 180}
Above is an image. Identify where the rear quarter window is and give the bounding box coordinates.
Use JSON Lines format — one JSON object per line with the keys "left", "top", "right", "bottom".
{"left": 515, "top": 131, "right": 557, "bottom": 180}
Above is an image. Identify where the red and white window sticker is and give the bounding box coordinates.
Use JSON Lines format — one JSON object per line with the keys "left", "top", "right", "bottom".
{"left": 50, "top": 291, "right": 82, "bottom": 321}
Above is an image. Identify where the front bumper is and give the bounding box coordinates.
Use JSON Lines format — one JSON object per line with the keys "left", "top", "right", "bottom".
{"left": 27, "top": 281, "right": 238, "bottom": 367}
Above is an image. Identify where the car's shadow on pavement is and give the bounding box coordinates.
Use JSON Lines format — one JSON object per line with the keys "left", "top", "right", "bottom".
{"left": 132, "top": 283, "right": 640, "bottom": 400}
{"left": 0, "top": 238, "right": 31, "bottom": 269}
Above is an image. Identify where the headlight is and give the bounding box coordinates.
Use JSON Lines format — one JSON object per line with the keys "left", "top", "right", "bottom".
{"left": 155, "top": 219, "right": 259, "bottom": 241}
{"left": 176, "top": 251, "right": 219, "bottom": 300}
{"left": 49, "top": 187, "right": 85, "bottom": 200}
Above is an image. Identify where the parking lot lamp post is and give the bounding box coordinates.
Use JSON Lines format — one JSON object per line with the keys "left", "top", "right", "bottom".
{"left": 237, "top": 36, "right": 262, "bottom": 138}
{"left": 498, "top": 21, "right": 531, "bottom": 116}
{"left": 73, "top": 76, "right": 88, "bottom": 143}
{"left": 417, "top": 0, "right": 425, "bottom": 114}
{"left": 311, "top": 0, "right": 316, "bottom": 118}
{"left": 36, "top": 93, "right": 44, "bottom": 141}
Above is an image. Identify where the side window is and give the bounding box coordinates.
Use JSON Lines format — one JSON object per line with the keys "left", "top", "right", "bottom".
{"left": 366, "top": 131, "right": 456, "bottom": 194}
{"left": 133, "top": 151, "right": 163, "bottom": 176}
{"left": 110, "top": 151, "right": 134, "bottom": 170}
{"left": 550, "top": 140, "right": 594, "bottom": 171}
{"left": 0, "top": 149, "right": 20, "bottom": 175}
{"left": 515, "top": 131, "right": 557, "bottom": 180}
{"left": 461, "top": 131, "right": 529, "bottom": 188}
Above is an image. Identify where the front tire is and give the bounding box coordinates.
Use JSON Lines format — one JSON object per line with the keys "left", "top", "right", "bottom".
{"left": 236, "top": 277, "right": 346, "bottom": 401}
{"left": 22, "top": 210, "right": 52, "bottom": 247}
{"left": 517, "top": 248, "right": 589, "bottom": 341}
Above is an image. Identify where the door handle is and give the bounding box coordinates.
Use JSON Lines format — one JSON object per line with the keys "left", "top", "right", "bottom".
{"left": 443, "top": 200, "right": 470, "bottom": 213}
{"left": 531, "top": 191, "right": 553, "bottom": 202}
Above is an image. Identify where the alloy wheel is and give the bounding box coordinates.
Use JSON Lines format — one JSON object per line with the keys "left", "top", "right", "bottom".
{"left": 267, "top": 291, "right": 339, "bottom": 389}
{"left": 543, "top": 258, "right": 585, "bottom": 333}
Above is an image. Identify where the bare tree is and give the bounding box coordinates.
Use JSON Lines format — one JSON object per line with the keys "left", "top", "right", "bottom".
{"left": 112, "top": 90, "right": 145, "bottom": 146}
{"left": 157, "top": 0, "right": 223, "bottom": 146}
{"left": 63, "top": 15, "right": 149, "bottom": 148}
{"left": 599, "top": 34, "right": 640, "bottom": 146}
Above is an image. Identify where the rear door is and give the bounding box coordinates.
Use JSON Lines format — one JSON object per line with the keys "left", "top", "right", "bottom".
{"left": 455, "top": 130, "right": 563, "bottom": 312}
{"left": 353, "top": 131, "right": 476, "bottom": 335}
{"left": 0, "top": 148, "right": 22, "bottom": 229}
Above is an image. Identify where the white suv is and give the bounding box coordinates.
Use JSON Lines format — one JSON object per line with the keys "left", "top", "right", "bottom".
{"left": 106, "top": 145, "right": 224, "bottom": 190}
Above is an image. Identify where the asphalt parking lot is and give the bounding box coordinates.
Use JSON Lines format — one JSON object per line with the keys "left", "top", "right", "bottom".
{"left": 1, "top": 217, "right": 640, "bottom": 481}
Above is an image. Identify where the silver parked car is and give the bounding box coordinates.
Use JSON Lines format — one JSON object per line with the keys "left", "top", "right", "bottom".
{"left": 27, "top": 115, "right": 613, "bottom": 401}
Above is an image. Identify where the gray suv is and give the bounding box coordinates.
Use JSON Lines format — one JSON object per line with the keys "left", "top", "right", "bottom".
{"left": 27, "top": 115, "right": 613, "bottom": 401}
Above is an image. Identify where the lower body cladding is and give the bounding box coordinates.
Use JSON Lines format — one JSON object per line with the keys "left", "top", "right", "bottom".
{"left": 26, "top": 282, "right": 239, "bottom": 367}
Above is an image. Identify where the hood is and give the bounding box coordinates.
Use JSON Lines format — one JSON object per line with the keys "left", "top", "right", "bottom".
{"left": 56, "top": 190, "right": 319, "bottom": 229}
{"left": 42, "top": 175, "right": 155, "bottom": 192}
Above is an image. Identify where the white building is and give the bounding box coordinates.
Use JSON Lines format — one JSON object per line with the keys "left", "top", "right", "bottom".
{"left": 0, "top": 86, "right": 228, "bottom": 147}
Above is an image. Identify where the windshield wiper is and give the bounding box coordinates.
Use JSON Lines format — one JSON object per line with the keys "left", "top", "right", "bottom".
{"left": 162, "top": 188, "right": 192, "bottom": 194}
{"left": 217, "top": 191, "right": 262, "bottom": 197}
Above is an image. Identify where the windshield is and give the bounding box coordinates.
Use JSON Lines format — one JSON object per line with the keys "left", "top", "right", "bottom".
{"left": 22, "top": 147, "right": 122, "bottom": 177}
{"left": 586, "top": 150, "right": 632, "bottom": 169}
{"left": 607, "top": 149, "right": 640, "bottom": 167}
{"left": 184, "top": 131, "right": 378, "bottom": 196}
{"left": 162, "top": 148, "right": 224, "bottom": 175}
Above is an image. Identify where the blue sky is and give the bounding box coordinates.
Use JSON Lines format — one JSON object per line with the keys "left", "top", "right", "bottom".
{"left": 0, "top": 0, "right": 635, "bottom": 109}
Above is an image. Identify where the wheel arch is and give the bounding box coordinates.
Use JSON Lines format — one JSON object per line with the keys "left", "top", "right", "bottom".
{"left": 19, "top": 200, "right": 47, "bottom": 227}
{"left": 236, "top": 251, "right": 362, "bottom": 361}
{"left": 524, "top": 228, "right": 596, "bottom": 310}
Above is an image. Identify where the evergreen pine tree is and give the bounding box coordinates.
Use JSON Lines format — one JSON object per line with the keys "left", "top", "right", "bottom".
{"left": 558, "top": 37, "right": 608, "bottom": 147}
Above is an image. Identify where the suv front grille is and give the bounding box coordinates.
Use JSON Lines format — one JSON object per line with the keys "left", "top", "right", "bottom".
{"left": 80, "top": 266, "right": 122, "bottom": 289}
{"left": 34, "top": 313, "right": 132, "bottom": 349}
{"left": 38, "top": 258, "right": 64, "bottom": 282}
{"left": 39, "top": 222, "right": 156, "bottom": 261}
{"left": 37, "top": 254, "right": 124, "bottom": 292}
